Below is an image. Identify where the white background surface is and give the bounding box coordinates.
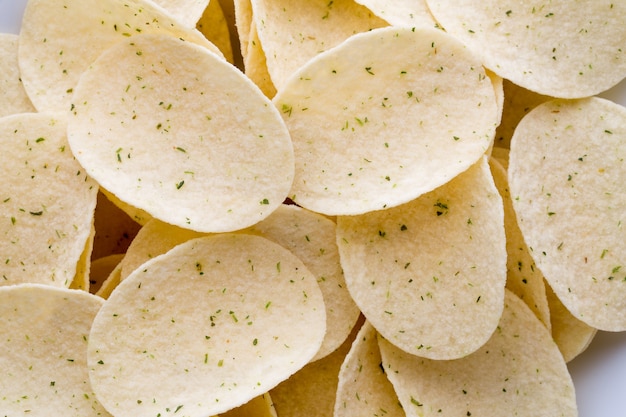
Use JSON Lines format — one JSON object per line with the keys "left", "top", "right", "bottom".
{"left": 1, "top": 0, "right": 626, "bottom": 415}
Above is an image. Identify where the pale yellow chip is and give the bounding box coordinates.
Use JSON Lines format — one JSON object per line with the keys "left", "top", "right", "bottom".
{"left": 354, "top": 0, "right": 436, "bottom": 27}
{"left": 244, "top": 21, "right": 277, "bottom": 98}
{"left": 269, "top": 316, "right": 362, "bottom": 417}
{"left": 337, "top": 156, "right": 506, "bottom": 360}
{"left": 489, "top": 156, "right": 551, "bottom": 329}
{"left": 18, "top": 0, "right": 223, "bottom": 111}
{"left": 509, "top": 97, "right": 626, "bottom": 331}
{"left": 0, "top": 284, "right": 109, "bottom": 415}
{"left": 234, "top": 0, "right": 254, "bottom": 62}
{"left": 274, "top": 25, "right": 499, "bottom": 215}
{"left": 425, "top": 0, "right": 626, "bottom": 98}
{"left": 70, "top": 220, "right": 96, "bottom": 292}
{"left": 196, "top": 0, "right": 236, "bottom": 64}
{"left": 89, "top": 253, "right": 125, "bottom": 295}
{"left": 119, "top": 218, "right": 207, "bottom": 281}
{"left": 248, "top": 204, "right": 361, "bottom": 361}
{"left": 252, "top": 0, "right": 388, "bottom": 90}
{"left": 378, "top": 289, "right": 577, "bottom": 417}
{"left": 68, "top": 33, "right": 294, "bottom": 233}
{"left": 546, "top": 282, "right": 597, "bottom": 363}
{"left": 334, "top": 321, "right": 405, "bottom": 417}
{"left": 88, "top": 233, "right": 326, "bottom": 417}
{"left": 0, "top": 33, "right": 35, "bottom": 117}
{"left": 0, "top": 112, "right": 98, "bottom": 288}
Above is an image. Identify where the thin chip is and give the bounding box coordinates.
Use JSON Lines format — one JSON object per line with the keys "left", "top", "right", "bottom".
{"left": 252, "top": 0, "right": 387, "bottom": 90}
{"left": 248, "top": 204, "right": 361, "bottom": 361}
{"left": 18, "top": 0, "right": 223, "bottom": 111}
{"left": 151, "top": 0, "right": 210, "bottom": 27}
{"left": 0, "top": 284, "right": 108, "bottom": 415}
{"left": 334, "top": 321, "right": 404, "bottom": 417}
{"left": 0, "top": 112, "right": 98, "bottom": 288}
{"left": 378, "top": 289, "right": 577, "bottom": 417}
{"left": 0, "top": 33, "right": 35, "bottom": 117}
{"left": 489, "top": 156, "right": 551, "bottom": 329}
{"left": 337, "top": 156, "right": 506, "bottom": 360}
{"left": 509, "top": 97, "right": 626, "bottom": 331}
{"left": 196, "top": 0, "right": 236, "bottom": 64}
{"left": 274, "top": 25, "right": 498, "bottom": 215}
{"left": 425, "top": 0, "right": 626, "bottom": 98}
{"left": 88, "top": 233, "right": 326, "bottom": 417}
{"left": 68, "top": 33, "right": 294, "bottom": 233}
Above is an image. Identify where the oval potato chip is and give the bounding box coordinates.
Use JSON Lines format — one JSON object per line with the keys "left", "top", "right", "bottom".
{"left": 0, "top": 284, "right": 108, "bottom": 416}
{"left": 509, "top": 97, "right": 626, "bottom": 331}
{"left": 88, "top": 233, "right": 326, "bottom": 417}
{"left": 354, "top": 0, "right": 436, "bottom": 27}
{"left": 337, "top": 156, "right": 506, "bottom": 359}
{"left": 248, "top": 204, "right": 361, "bottom": 361}
{"left": 0, "top": 33, "right": 35, "bottom": 117}
{"left": 18, "top": 0, "right": 222, "bottom": 111}
{"left": 0, "top": 112, "right": 98, "bottom": 288}
{"left": 425, "top": 0, "right": 626, "bottom": 98}
{"left": 274, "top": 25, "right": 498, "bottom": 215}
{"left": 334, "top": 321, "right": 405, "bottom": 417}
{"left": 378, "top": 289, "right": 577, "bottom": 417}
{"left": 68, "top": 33, "right": 294, "bottom": 233}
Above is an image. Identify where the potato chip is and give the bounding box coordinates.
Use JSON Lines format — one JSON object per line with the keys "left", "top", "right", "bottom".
{"left": 244, "top": 21, "right": 277, "bottom": 98}
{"left": 196, "top": 0, "right": 236, "bottom": 64}
{"left": 88, "top": 233, "right": 326, "bottom": 417}
{"left": 70, "top": 220, "right": 96, "bottom": 291}
{"left": 274, "top": 25, "right": 499, "bottom": 215}
{"left": 95, "top": 261, "right": 123, "bottom": 300}
{"left": 248, "top": 204, "right": 361, "bottom": 361}
{"left": 68, "top": 33, "right": 294, "bottom": 233}
{"left": 252, "top": 0, "right": 387, "bottom": 90}
{"left": 119, "top": 218, "right": 206, "bottom": 281}
{"left": 1, "top": 112, "right": 98, "bottom": 288}
{"left": 269, "top": 315, "right": 362, "bottom": 417}
{"left": 354, "top": 0, "right": 435, "bottom": 27}
{"left": 334, "top": 321, "right": 405, "bottom": 417}
{"left": 546, "top": 282, "right": 597, "bottom": 362}
{"left": 0, "top": 284, "right": 109, "bottom": 415}
{"left": 150, "top": 0, "right": 210, "bottom": 27}
{"left": 508, "top": 97, "right": 626, "bottom": 331}
{"left": 90, "top": 253, "right": 125, "bottom": 294}
{"left": 378, "top": 289, "right": 577, "bottom": 417}
{"left": 0, "top": 33, "right": 35, "bottom": 117}
{"left": 18, "top": 0, "right": 223, "bottom": 111}
{"left": 425, "top": 0, "right": 626, "bottom": 98}
{"left": 233, "top": 0, "right": 254, "bottom": 62}
{"left": 336, "top": 156, "right": 506, "bottom": 360}
{"left": 489, "top": 156, "right": 551, "bottom": 329}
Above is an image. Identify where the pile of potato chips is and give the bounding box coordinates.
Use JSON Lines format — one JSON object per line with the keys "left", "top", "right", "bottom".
{"left": 1, "top": 0, "right": 625, "bottom": 415}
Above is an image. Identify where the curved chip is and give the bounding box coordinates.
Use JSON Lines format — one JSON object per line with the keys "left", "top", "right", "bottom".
{"left": 18, "top": 0, "right": 222, "bottom": 111}
{"left": 248, "top": 204, "right": 361, "bottom": 361}
{"left": 0, "top": 112, "right": 98, "bottom": 288}
{"left": 274, "top": 25, "right": 499, "bottom": 215}
{"left": 509, "top": 97, "right": 626, "bottom": 331}
{"left": 88, "top": 233, "right": 326, "bottom": 417}
{"left": 151, "top": 0, "right": 210, "bottom": 27}
{"left": 0, "top": 33, "right": 35, "bottom": 117}
{"left": 252, "top": 0, "right": 387, "bottom": 90}
{"left": 337, "top": 156, "right": 506, "bottom": 360}
{"left": 334, "top": 321, "right": 405, "bottom": 417}
{"left": 425, "top": 0, "right": 626, "bottom": 98}
{"left": 0, "top": 284, "right": 108, "bottom": 415}
{"left": 378, "top": 289, "right": 577, "bottom": 417}
{"left": 68, "top": 33, "right": 294, "bottom": 233}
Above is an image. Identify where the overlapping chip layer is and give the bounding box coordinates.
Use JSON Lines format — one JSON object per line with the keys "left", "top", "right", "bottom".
{"left": 2, "top": 0, "right": 626, "bottom": 415}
